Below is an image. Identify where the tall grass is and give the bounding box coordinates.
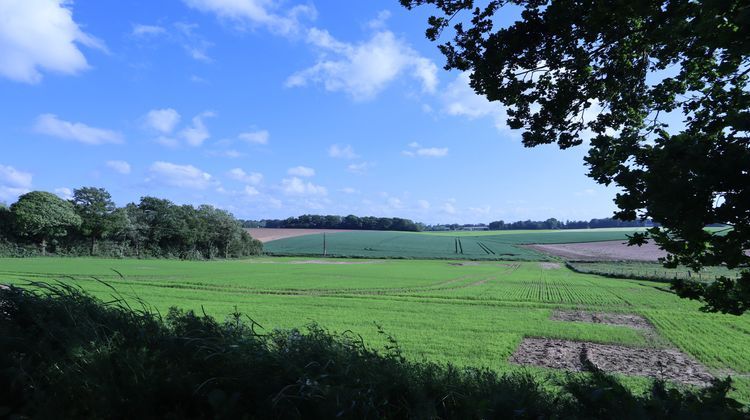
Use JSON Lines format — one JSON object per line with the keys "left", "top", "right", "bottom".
{"left": 1, "top": 283, "right": 746, "bottom": 419}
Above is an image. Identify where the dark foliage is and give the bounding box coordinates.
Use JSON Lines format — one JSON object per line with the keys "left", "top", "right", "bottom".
{"left": 0, "top": 284, "right": 746, "bottom": 419}
{"left": 0, "top": 188, "right": 262, "bottom": 259}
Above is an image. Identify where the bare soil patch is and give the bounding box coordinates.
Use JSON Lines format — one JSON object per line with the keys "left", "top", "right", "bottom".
{"left": 247, "top": 228, "right": 354, "bottom": 243}
{"left": 510, "top": 338, "right": 714, "bottom": 387}
{"left": 551, "top": 310, "right": 653, "bottom": 330}
{"left": 526, "top": 240, "right": 667, "bottom": 262}
{"left": 539, "top": 262, "right": 562, "bottom": 270}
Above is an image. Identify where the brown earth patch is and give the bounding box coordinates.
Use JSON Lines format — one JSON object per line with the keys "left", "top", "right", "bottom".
{"left": 526, "top": 240, "right": 668, "bottom": 262}
{"left": 551, "top": 310, "right": 653, "bottom": 330}
{"left": 246, "top": 228, "right": 354, "bottom": 243}
{"left": 448, "top": 262, "right": 481, "bottom": 266}
{"left": 510, "top": 338, "right": 714, "bottom": 387}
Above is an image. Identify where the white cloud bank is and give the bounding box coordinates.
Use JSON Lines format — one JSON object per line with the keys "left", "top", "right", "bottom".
{"left": 287, "top": 27, "right": 438, "bottom": 101}
{"left": 0, "top": 0, "right": 105, "bottom": 84}
{"left": 34, "top": 114, "right": 123, "bottom": 145}
{"left": 442, "top": 71, "right": 510, "bottom": 133}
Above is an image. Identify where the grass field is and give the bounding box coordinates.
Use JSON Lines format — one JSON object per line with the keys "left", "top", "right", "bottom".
{"left": 263, "top": 228, "right": 643, "bottom": 259}
{"left": 569, "top": 261, "right": 743, "bottom": 282}
{"left": 2, "top": 256, "right": 749, "bottom": 401}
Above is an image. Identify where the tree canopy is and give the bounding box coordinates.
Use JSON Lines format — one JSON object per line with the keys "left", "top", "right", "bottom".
{"left": 401, "top": 0, "right": 750, "bottom": 313}
{"left": 10, "top": 191, "right": 81, "bottom": 255}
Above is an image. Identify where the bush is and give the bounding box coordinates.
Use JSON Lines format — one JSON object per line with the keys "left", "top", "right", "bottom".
{"left": 0, "top": 284, "right": 746, "bottom": 419}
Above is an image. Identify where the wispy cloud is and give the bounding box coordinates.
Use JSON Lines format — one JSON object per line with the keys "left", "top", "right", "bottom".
{"left": 34, "top": 114, "right": 123, "bottom": 145}
{"left": 287, "top": 166, "right": 315, "bottom": 177}
{"left": 401, "top": 142, "right": 447, "bottom": 158}
{"left": 106, "top": 160, "right": 131, "bottom": 174}
{"left": 148, "top": 161, "right": 215, "bottom": 189}
{"left": 281, "top": 177, "right": 327, "bottom": 196}
{"left": 328, "top": 144, "right": 358, "bottom": 159}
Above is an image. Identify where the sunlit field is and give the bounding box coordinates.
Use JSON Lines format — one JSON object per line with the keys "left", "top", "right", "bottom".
{"left": 4, "top": 256, "right": 749, "bottom": 401}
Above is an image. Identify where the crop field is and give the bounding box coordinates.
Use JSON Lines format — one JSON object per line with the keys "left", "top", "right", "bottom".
{"left": 569, "top": 261, "right": 743, "bottom": 282}
{"left": 2, "top": 256, "right": 749, "bottom": 401}
{"left": 263, "top": 228, "right": 643, "bottom": 259}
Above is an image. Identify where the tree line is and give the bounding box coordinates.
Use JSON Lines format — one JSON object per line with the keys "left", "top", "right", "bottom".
{"left": 0, "top": 188, "right": 262, "bottom": 259}
{"left": 488, "top": 218, "right": 654, "bottom": 231}
{"left": 242, "top": 214, "right": 424, "bottom": 232}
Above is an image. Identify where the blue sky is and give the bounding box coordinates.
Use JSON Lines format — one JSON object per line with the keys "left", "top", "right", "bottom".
{"left": 0, "top": 0, "right": 620, "bottom": 224}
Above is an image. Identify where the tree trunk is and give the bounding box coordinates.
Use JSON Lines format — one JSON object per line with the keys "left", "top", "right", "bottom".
{"left": 90, "top": 236, "right": 96, "bottom": 256}
{"left": 40, "top": 238, "right": 47, "bottom": 256}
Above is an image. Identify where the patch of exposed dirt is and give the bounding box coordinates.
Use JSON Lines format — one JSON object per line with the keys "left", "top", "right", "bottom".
{"left": 539, "top": 262, "right": 562, "bottom": 270}
{"left": 526, "top": 240, "right": 667, "bottom": 262}
{"left": 510, "top": 338, "right": 715, "bottom": 387}
{"left": 246, "top": 228, "right": 354, "bottom": 243}
{"left": 448, "top": 262, "right": 481, "bottom": 266}
{"left": 551, "top": 310, "right": 653, "bottom": 330}
{"left": 288, "top": 259, "right": 379, "bottom": 265}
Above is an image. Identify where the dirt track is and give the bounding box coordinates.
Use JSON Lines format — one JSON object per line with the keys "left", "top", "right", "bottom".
{"left": 246, "top": 228, "right": 353, "bottom": 243}
{"left": 527, "top": 240, "right": 668, "bottom": 261}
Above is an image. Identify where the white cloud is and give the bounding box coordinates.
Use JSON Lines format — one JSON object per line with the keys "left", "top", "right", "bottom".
{"left": 441, "top": 201, "right": 457, "bottom": 214}
{"left": 469, "top": 205, "right": 491, "bottom": 215}
{"left": 54, "top": 187, "right": 73, "bottom": 200}
{"left": 106, "top": 160, "right": 131, "bottom": 174}
{"left": 132, "top": 24, "right": 166, "bottom": 37}
{"left": 238, "top": 130, "right": 269, "bottom": 145}
{"left": 347, "top": 162, "right": 372, "bottom": 174}
{"left": 179, "top": 111, "right": 215, "bottom": 146}
{"left": 281, "top": 177, "right": 326, "bottom": 196}
{"left": 227, "top": 168, "right": 263, "bottom": 184}
{"left": 287, "top": 166, "right": 315, "bottom": 177}
{"left": 0, "top": 0, "right": 105, "bottom": 84}
{"left": 340, "top": 187, "right": 359, "bottom": 194}
{"left": 417, "top": 199, "right": 430, "bottom": 209}
{"left": 328, "top": 144, "right": 358, "bottom": 159}
{"left": 443, "top": 71, "right": 510, "bottom": 132}
{"left": 0, "top": 164, "right": 32, "bottom": 188}
{"left": 174, "top": 22, "right": 213, "bottom": 62}
{"left": 243, "top": 185, "right": 259, "bottom": 196}
{"left": 34, "top": 114, "right": 123, "bottom": 145}
{"left": 287, "top": 27, "right": 438, "bottom": 101}
{"left": 0, "top": 164, "right": 32, "bottom": 202}
{"left": 387, "top": 197, "right": 403, "bottom": 209}
{"left": 367, "top": 10, "right": 391, "bottom": 30}
{"left": 145, "top": 108, "right": 181, "bottom": 134}
{"left": 182, "top": 0, "right": 316, "bottom": 36}
{"left": 148, "top": 161, "right": 215, "bottom": 189}
{"left": 402, "top": 142, "right": 448, "bottom": 158}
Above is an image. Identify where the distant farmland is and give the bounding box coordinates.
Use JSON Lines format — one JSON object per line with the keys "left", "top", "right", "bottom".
{"left": 263, "top": 229, "right": 644, "bottom": 260}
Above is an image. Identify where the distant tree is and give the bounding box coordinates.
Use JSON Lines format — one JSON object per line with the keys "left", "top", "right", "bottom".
{"left": 402, "top": 0, "right": 749, "bottom": 314}
{"left": 72, "top": 187, "right": 118, "bottom": 255}
{"left": 10, "top": 191, "right": 81, "bottom": 255}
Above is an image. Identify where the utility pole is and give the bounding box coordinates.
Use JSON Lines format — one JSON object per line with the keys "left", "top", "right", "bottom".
{"left": 323, "top": 232, "right": 327, "bottom": 256}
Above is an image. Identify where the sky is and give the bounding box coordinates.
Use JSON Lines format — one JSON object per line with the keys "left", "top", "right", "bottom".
{"left": 0, "top": 0, "right": 622, "bottom": 224}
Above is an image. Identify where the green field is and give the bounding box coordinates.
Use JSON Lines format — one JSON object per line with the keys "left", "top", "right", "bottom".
{"left": 2, "top": 256, "right": 749, "bottom": 401}
{"left": 264, "top": 228, "right": 642, "bottom": 259}
{"left": 569, "top": 261, "right": 743, "bottom": 282}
